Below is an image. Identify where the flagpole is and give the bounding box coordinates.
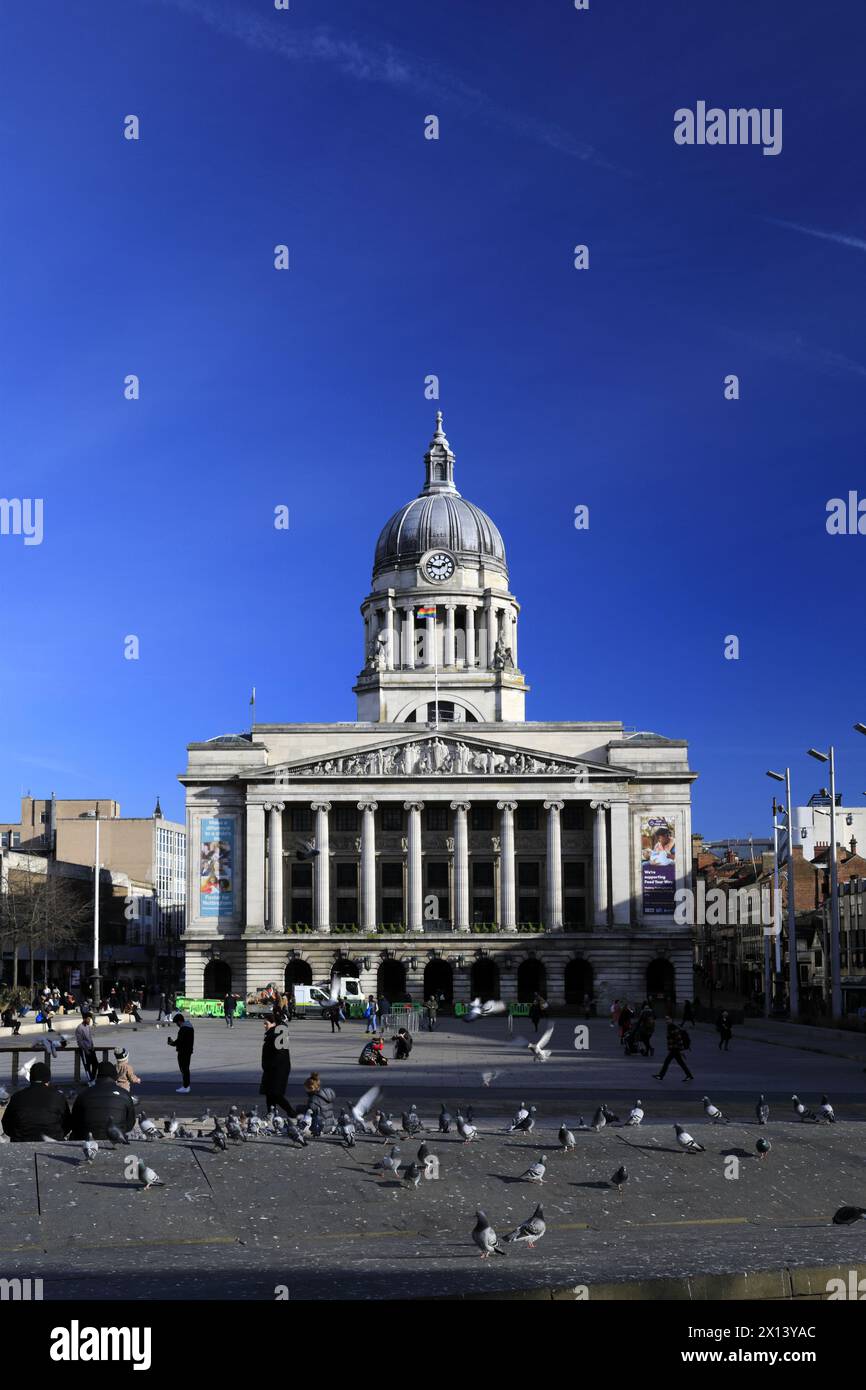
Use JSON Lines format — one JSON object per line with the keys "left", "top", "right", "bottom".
{"left": 434, "top": 609, "right": 439, "bottom": 730}
{"left": 250, "top": 685, "right": 256, "bottom": 730}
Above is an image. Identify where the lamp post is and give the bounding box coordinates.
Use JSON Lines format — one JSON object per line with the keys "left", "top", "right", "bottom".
{"left": 91, "top": 813, "right": 102, "bottom": 1009}
{"left": 806, "top": 747, "right": 841, "bottom": 1018}
{"left": 766, "top": 769, "right": 799, "bottom": 1019}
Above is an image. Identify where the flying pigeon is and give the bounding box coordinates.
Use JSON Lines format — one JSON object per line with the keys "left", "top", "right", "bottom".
{"left": 702, "top": 1096, "right": 726, "bottom": 1123}
{"left": 377, "top": 1145, "right": 401, "bottom": 1181}
{"left": 819, "top": 1095, "right": 836, "bottom": 1123}
{"left": 792, "top": 1095, "right": 817, "bottom": 1122}
{"left": 755, "top": 1137, "right": 771, "bottom": 1161}
{"left": 107, "top": 1120, "right": 130, "bottom": 1146}
{"left": 610, "top": 1165, "right": 628, "bottom": 1197}
{"left": 402, "top": 1161, "right": 422, "bottom": 1189}
{"left": 295, "top": 839, "right": 319, "bottom": 862}
{"left": 134, "top": 1156, "right": 161, "bottom": 1190}
{"left": 472, "top": 1209, "right": 505, "bottom": 1258}
{"left": 351, "top": 1086, "right": 381, "bottom": 1131}
{"left": 516, "top": 1026, "right": 554, "bottom": 1062}
{"left": 466, "top": 998, "right": 506, "bottom": 1021}
{"left": 756, "top": 1095, "right": 770, "bottom": 1125}
{"left": 456, "top": 1111, "right": 477, "bottom": 1144}
{"left": 438, "top": 1105, "right": 452, "bottom": 1134}
{"left": 625, "top": 1101, "right": 644, "bottom": 1127}
{"left": 481, "top": 1071, "right": 501, "bottom": 1087}
{"left": 520, "top": 1155, "right": 546, "bottom": 1184}
{"left": 558, "top": 1123, "right": 576, "bottom": 1153}
{"left": 82, "top": 1134, "right": 98, "bottom": 1163}
{"left": 832, "top": 1205, "right": 866, "bottom": 1226}
{"left": 674, "top": 1124, "right": 705, "bottom": 1153}
{"left": 505, "top": 1203, "right": 546, "bottom": 1247}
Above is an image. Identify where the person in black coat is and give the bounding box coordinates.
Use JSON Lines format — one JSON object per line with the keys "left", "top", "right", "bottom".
{"left": 70, "top": 1061, "right": 136, "bottom": 1139}
{"left": 259, "top": 1019, "right": 297, "bottom": 1118}
{"left": 2, "top": 1063, "right": 71, "bottom": 1141}
{"left": 167, "top": 1013, "right": 195, "bottom": 1092}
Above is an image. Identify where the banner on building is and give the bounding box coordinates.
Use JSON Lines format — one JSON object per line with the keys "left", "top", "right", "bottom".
{"left": 199, "top": 816, "right": 234, "bottom": 917}
{"left": 640, "top": 815, "right": 676, "bottom": 915}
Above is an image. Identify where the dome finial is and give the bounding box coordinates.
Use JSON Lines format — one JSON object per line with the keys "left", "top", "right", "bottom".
{"left": 423, "top": 411, "right": 456, "bottom": 494}
{"left": 435, "top": 408, "right": 444, "bottom": 433}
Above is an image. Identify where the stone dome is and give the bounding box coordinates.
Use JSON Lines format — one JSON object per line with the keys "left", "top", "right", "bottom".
{"left": 373, "top": 414, "right": 507, "bottom": 576}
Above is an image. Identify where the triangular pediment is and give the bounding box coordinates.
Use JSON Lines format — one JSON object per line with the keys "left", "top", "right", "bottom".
{"left": 239, "top": 732, "right": 627, "bottom": 783}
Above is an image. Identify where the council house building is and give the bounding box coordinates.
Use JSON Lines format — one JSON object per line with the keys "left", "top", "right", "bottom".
{"left": 180, "top": 414, "right": 696, "bottom": 1011}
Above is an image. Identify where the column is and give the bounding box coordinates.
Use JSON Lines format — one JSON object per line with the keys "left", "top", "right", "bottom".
{"left": 245, "top": 802, "right": 266, "bottom": 929}
{"left": 312, "top": 802, "right": 331, "bottom": 933}
{"left": 591, "top": 800, "right": 610, "bottom": 926}
{"left": 497, "top": 800, "right": 518, "bottom": 932}
{"left": 358, "top": 801, "right": 378, "bottom": 931}
{"left": 465, "top": 603, "right": 476, "bottom": 668}
{"left": 404, "top": 801, "right": 424, "bottom": 931}
{"left": 385, "top": 602, "right": 395, "bottom": 671}
{"left": 544, "top": 800, "right": 564, "bottom": 931}
{"left": 482, "top": 593, "right": 493, "bottom": 667}
{"left": 265, "top": 802, "right": 285, "bottom": 931}
{"left": 425, "top": 610, "right": 436, "bottom": 668}
{"left": 451, "top": 801, "right": 471, "bottom": 931}
{"left": 402, "top": 604, "right": 415, "bottom": 669}
{"left": 609, "top": 802, "right": 631, "bottom": 926}
{"left": 510, "top": 606, "right": 518, "bottom": 666}
{"left": 444, "top": 603, "right": 456, "bottom": 666}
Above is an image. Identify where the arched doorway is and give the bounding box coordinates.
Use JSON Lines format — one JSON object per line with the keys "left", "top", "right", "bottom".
{"left": 517, "top": 958, "right": 547, "bottom": 1003}
{"left": 646, "top": 958, "right": 676, "bottom": 1010}
{"left": 564, "top": 958, "right": 594, "bottom": 1008}
{"left": 377, "top": 959, "right": 407, "bottom": 1003}
{"left": 203, "top": 960, "right": 231, "bottom": 998}
{"left": 330, "top": 957, "right": 363, "bottom": 983}
{"left": 424, "top": 959, "right": 453, "bottom": 1003}
{"left": 470, "top": 958, "right": 500, "bottom": 1002}
{"left": 284, "top": 958, "right": 312, "bottom": 992}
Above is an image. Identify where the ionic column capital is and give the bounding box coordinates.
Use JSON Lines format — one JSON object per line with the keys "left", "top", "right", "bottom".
{"left": 311, "top": 801, "right": 332, "bottom": 813}
{"left": 264, "top": 801, "right": 285, "bottom": 813}
{"left": 404, "top": 800, "right": 425, "bottom": 812}
{"left": 450, "top": 801, "right": 472, "bottom": 813}
{"left": 497, "top": 800, "right": 518, "bottom": 813}
{"left": 590, "top": 800, "right": 611, "bottom": 811}
{"left": 357, "top": 801, "right": 379, "bottom": 812}
{"left": 543, "top": 800, "right": 565, "bottom": 813}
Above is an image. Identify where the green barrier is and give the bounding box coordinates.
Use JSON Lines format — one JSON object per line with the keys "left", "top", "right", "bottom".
{"left": 175, "top": 997, "right": 247, "bottom": 1019}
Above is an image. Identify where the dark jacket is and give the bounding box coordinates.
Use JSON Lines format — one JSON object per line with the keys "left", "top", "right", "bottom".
{"left": 309, "top": 1087, "right": 337, "bottom": 1129}
{"left": 168, "top": 1021, "right": 194, "bottom": 1057}
{"left": 2, "top": 1082, "right": 72, "bottom": 1141}
{"left": 223, "top": 994, "right": 235, "bottom": 1018}
{"left": 259, "top": 1027, "right": 291, "bottom": 1096}
{"left": 70, "top": 1078, "right": 136, "bottom": 1140}
{"left": 666, "top": 1023, "right": 687, "bottom": 1052}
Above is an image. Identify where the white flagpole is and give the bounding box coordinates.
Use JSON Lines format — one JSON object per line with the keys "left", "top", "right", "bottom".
{"left": 434, "top": 608, "right": 439, "bottom": 730}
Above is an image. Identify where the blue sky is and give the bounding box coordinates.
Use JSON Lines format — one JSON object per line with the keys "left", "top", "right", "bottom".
{"left": 1, "top": 0, "right": 865, "bottom": 837}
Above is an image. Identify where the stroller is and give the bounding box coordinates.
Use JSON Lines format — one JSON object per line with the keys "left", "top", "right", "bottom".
{"left": 623, "top": 1021, "right": 642, "bottom": 1056}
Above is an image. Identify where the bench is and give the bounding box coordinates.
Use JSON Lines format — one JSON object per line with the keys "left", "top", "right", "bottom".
{"left": 0, "top": 1044, "right": 116, "bottom": 1084}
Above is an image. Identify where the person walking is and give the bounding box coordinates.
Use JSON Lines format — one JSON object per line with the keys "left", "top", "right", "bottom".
{"left": 425, "top": 995, "right": 439, "bottom": 1032}
{"left": 609, "top": 998, "right": 621, "bottom": 1030}
{"left": 223, "top": 992, "right": 236, "bottom": 1028}
{"left": 716, "top": 1010, "right": 733, "bottom": 1052}
{"left": 327, "top": 1001, "right": 342, "bottom": 1033}
{"left": 636, "top": 1006, "right": 656, "bottom": 1058}
{"left": 364, "top": 995, "right": 378, "bottom": 1034}
{"left": 528, "top": 992, "right": 547, "bottom": 1034}
{"left": 167, "top": 1012, "right": 194, "bottom": 1093}
{"left": 2, "top": 1063, "right": 72, "bottom": 1141}
{"left": 682, "top": 998, "right": 695, "bottom": 1026}
{"left": 259, "top": 1018, "right": 297, "bottom": 1119}
{"left": 75, "top": 1011, "right": 98, "bottom": 1084}
{"left": 652, "top": 1017, "right": 694, "bottom": 1082}
{"left": 618, "top": 1001, "right": 634, "bottom": 1045}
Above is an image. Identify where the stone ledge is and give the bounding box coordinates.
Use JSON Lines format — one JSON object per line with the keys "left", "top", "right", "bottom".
{"left": 444, "top": 1262, "right": 866, "bottom": 1302}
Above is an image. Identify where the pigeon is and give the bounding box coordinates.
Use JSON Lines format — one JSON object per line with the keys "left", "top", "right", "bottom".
{"left": 338, "top": 1110, "right": 356, "bottom": 1147}
{"left": 0, "top": 1085, "right": 10, "bottom": 1104}
{"left": 377, "top": 1145, "right": 401, "bottom": 1181}
{"left": 164, "top": 1113, "right": 179, "bottom": 1137}
{"left": 509, "top": 1106, "right": 537, "bottom": 1135}
{"left": 226, "top": 1116, "right": 246, "bottom": 1144}
{"left": 285, "top": 1121, "right": 307, "bottom": 1148}
{"left": 505, "top": 1203, "right": 546, "bottom": 1247}
{"left": 610, "top": 1165, "right": 628, "bottom": 1197}
{"left": 591, "top": 1106, "right": 608, "bottom": 1133}
{"left": 602, "top": 1104, "right": 620, "bottom": 1124}
{"left": 296, "top": 1110, "right": 312, "bottom": 1135}
{"left": 466, "top": 998, "right": 506, "bottom": 1021}
{"left": 134, "top": 1156, "right": 161, "bottom": 1189}
{"left": 376, "top": 1111, "right": 399, "bottom": 1140}
{"left": 472, "top": 1209, "right": 505, "bottom": 1257}
{"left": 82, "top": 1134, "right": 98, "bottom": 1163}
{"left": 351, "top": 1086, "right": 381, "bottom": 1131}
{"left": 832, "top": 1205, "right": 866, "bottom": 1226}
{"left": 513, "top": 1025, "right": 554, "bottom": 1062}
{"left": 755, "top": 1138, "right": 771, "bottom": 1161}
{"left": 310, "top": 1111, "right": 324, "bottom": 1139}
{"left": 295, "top": 838, "right": 319, "bottom": 862}
{"left": 106, "top": 1120, "right": 130, "bottom": 1146}
{"left": 625, "top": 1101, "right": 644, "bottom": 1127}
{"left": 756, "top": 1095, "right": 770, "bottom": 1125}
{"left": 197, "top": 1108, "right": 212, "bottom": 1125}
{"left": 438, "top": 1105, "right": 452, "bottom": 1134}
{"left": 558, "top": 1123, "right": 576, "bottom": 1153}
{"left": 211, "top": 1128, "right": 227, "bottom": 1152}
{"left": 402, "top": 1105, "right": 422, "bottom": 1136}
{"left": 481, "top": 1071, "right": 501, "bottom": 1087}
{"left": 520, "top": 1155, "right": 546, "bottom": 1184}
{"left": 456, "top": 1111, "right": 477, "bottom": 1144}
{"left": 819, "top": 1095, "right": 836, "bottom": 1123}
{"left": 792, "top": 1095, "right": 817, "bottom": 1122}
{"left": 417, "top": 1141, "right": 430, "bottom": 1165}
{"left": 402, "top": 1161, "right": 422, "bottom": 1189}
{"left": 674, "top": 1124, "right": 705, "bottom": 1153}
{"left": 702, "top": 1096, "right": 726, "bottom": 1123}
{"left": 138, "top": 1113, "right": 159, "bottom": 1142}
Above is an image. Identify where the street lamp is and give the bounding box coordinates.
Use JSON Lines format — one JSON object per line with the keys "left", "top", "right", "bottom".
{"left": 806, "top": 747, "right": 841, "bottom": 1018}
{"left": 766, "top": 769, "right": 799, "bottom": 1018}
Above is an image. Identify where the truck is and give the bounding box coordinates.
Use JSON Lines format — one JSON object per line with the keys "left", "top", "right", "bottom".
{"left": 246, "top": 976, "right": 364, "bottom": 1019}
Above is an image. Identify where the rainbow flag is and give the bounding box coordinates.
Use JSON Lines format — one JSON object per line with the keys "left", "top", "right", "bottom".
{"left": 417, "top": 605, "right": 436, "bottom": 618}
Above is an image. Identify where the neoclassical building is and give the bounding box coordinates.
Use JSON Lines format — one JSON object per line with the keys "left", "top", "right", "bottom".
{"left": 180, "top": 415, "right": 696, "bottom": 1010}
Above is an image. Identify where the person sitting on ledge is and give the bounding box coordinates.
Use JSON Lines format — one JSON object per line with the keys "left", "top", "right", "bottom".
{"left": 2, "top": 1063, "right": 72, "bottom": 1141}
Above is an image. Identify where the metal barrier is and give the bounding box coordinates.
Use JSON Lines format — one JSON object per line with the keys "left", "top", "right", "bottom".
{"left": 382, "top": 1009, "right": 420, "bottom": 1033}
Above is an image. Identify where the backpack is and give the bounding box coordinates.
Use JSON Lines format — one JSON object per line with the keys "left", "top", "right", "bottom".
{"left": 679, "top": 1027, "right": 691, "bottom": 1051}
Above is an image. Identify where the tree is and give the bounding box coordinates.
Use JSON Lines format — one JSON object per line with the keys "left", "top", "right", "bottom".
{"left": 0, "top": 856, "right": 93, "bottom": 994}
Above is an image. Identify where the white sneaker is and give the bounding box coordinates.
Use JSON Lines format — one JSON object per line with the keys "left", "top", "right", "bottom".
{"left": 176, "top": 1086, "right": 190, "bottom": 1094}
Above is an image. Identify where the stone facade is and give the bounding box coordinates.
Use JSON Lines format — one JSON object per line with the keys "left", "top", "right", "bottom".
{"left": 180, "top": 416, "right": 696, "bottom": 1010}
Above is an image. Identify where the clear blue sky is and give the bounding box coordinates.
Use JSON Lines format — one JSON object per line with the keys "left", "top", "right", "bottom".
{"left": 1, "top": 0, "right": 865, "bottom": 838}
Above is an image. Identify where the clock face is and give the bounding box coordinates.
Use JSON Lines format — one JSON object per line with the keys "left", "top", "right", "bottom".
{"left": 424, "top": 551, "right": 455, "bottom": 582}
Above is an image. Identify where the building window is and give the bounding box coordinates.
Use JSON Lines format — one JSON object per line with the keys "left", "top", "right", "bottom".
{"left": 516, "top": 803, "right": 539, "bottom": 832}
{"left": 336, "top": 862, "right": 356, "bottom": 891}
{"left": 562, "top": 804, "right": 585, "bottom": 832}
{"left": 426, "top": 805, "right": 449, "bottom": 832}
{"left": 381, "top": 804, "right": 403, "bottom": 833}
{"left": 333, "top": 805, "right": 359, "bottom": 833}
{"left": 288, "top": 806, "right": 313, "bottom": 833}
{"left": 471, "top": 804, "right": 494, "bottom": 832}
